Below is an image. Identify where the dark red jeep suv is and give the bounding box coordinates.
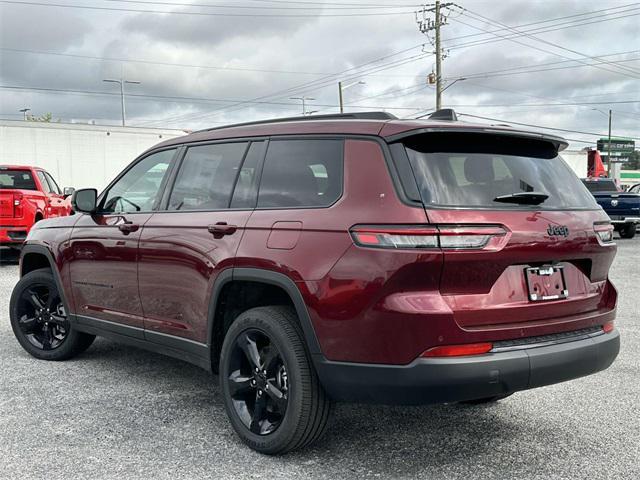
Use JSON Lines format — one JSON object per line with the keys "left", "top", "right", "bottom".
{"left": 9, "top": 110, "right": 620, "bottom": 454}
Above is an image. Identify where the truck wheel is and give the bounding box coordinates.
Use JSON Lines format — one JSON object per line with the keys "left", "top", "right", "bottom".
{"left": 9, "top": 268, "right": 95, "bottom": 360}
{"left": 619, "top": 224, "right": 636, "bottom": 239}
{"left": 219, "top": 306, "right": 332, "bottom": 454}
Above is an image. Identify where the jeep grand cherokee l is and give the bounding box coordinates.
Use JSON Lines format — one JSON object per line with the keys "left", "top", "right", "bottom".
{"left": 9, "top": 110, "right": 620, "bottom": 454}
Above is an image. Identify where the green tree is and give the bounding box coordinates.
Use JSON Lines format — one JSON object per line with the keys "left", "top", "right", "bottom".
{"left": 26, "top": 112, "right": 59, "bottom": 123}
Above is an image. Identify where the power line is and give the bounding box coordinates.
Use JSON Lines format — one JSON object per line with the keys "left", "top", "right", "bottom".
{"left": 461, "top": 7, "right": 640, "bottom": 76}
{"left": 103, "top": 0, "right": 420, "bottom": 10}
{"left": 449, "top": 12, "right": 640, "bottom": 80}
{"left": 442, "top": 3, "right": 640, "bottom": 43}
{"left": 0, "top": 0, "right": 416, "bottom": 16}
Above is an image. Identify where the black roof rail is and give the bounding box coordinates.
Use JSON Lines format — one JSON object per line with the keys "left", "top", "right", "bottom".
{"left": 427, "top": 108, "right": 458, "bottom": 121}
{"left": 197, "top": 111, "right": 397, "bottom": 133}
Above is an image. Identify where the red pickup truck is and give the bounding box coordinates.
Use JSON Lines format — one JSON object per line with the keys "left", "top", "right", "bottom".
{"left": 0, "top": 165, "right": 73, "bottom": 248}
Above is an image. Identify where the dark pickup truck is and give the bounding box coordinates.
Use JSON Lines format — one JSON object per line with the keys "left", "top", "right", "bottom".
{"left": 582, "top": 178, "right": 640, "bottom": 238}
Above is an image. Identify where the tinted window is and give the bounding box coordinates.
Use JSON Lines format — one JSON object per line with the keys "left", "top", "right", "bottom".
{"left": 403, "top": 133, "right": 598, "bottom": 209}
{"left": 581, "top": 179, "right": 619, "bottom": 193}
{"left": 258, "top": 139, "right": 343, "bottom": 208}
{"left": 44, "top": 172, "right": 61, "bottom": 194}
{"left": 231, "top": 141, "right": 265, "bottom": 209}
{"left": 0, "top": 170, "right": 37, "bottom": 190}
{"left": 36, "top": 171, "right": 54, "bottom": 194}
{"left": 102, "top": 149, "right": 174, "bottom": 213}
{"left": 168, "top": 143, "right": 248, "bottom": 211}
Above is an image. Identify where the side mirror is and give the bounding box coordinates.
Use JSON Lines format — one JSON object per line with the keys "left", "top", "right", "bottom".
{"left": 71, "top": 188, "right": 97, "bottom": 213}
{"left": 63, "top": 187, "right": 75, "bottom": 198}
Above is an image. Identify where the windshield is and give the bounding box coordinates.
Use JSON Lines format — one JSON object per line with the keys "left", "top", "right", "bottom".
{"left": 0, "top": 169, "right": 37, "bottom": 190}
{"left": 581, "top": 179, "right": 619, "bottom": 193}
{"left": 402, "top": 133, "right": 599, "bottom": 210}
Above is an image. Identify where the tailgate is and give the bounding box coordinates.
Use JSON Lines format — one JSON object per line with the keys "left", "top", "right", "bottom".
{"left": 392, "top": 130, "right": 616, "bottom": 329}
{"left": 593, "top": 193, "right": 640, "bottom": 218}
{"left": 0, "top": 191, "right": 14, "bottom": 217}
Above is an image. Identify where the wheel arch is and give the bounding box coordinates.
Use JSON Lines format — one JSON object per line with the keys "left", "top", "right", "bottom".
{"left": 208, "top": 268, "right": 322, "bottom": 373}
{"left": 20, "top": 244, "right": 71, "bottom": 316}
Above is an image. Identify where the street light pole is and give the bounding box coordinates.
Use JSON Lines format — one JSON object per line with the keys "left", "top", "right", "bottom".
{"left": 290, "top": 96, "right": 315, "bottom": 115}
{"left": 103, "top": 78, "right": 141, "bottom": 126}
{"left": 338, "top": 80, "right": 365, "bottom": 113}
{"left": 607, "top": 109, "right": 612, "bottom": 177}
{"left": 19, "top": 108, "right": 31, "bottom": 120}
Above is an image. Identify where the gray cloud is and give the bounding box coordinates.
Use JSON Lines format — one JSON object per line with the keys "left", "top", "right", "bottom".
{"left": 0, "top": 0, "right": 638, "bottom": 147}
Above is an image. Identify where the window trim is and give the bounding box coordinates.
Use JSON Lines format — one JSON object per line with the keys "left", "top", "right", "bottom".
{"left": 96, "top": 146, "right": 180, "bottom": 215}
{"left": 254, "top": 136, "right": 346, "bottom": 211}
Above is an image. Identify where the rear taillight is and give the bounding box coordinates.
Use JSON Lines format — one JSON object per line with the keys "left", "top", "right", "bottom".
{"left": 13, "top": 192, "right": 23, "bottom": 217}
{"left": 422, "top": 342, "right": 494, "bottom": 357}
{"left": 13, "top": 192, "right": 22, "bottom": 206}
{"left": 602, "top": 321, "right": 615, "bottom": 334}
{"left": 594, "top": 222, "right": 614, "bottom": 244}
{"left": 350, "top": 225, "right": 507, "bottom": 250}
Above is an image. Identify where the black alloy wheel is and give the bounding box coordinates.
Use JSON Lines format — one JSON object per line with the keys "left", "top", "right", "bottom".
{"left": 227, "top": 329, "right": 289, "bottom": 435}
{"left": 10, "top": 268, "right": 95, "bottom": 360}
{"left": 16, "top": 283, "right": 69, "bottom": 350}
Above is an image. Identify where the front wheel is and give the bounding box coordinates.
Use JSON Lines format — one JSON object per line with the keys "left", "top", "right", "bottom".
{"left": 9, "top": 268, "right": 95, "bottom": 360}
{"left": 619, "top": 223, "right": 637, "bottom": 239}
{"left": 219, "top": 306, "right": 332, "bottom": 454}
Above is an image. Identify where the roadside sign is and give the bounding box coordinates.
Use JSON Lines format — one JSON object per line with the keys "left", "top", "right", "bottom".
{"left": 597, "top": 137, "right": 635, "bottom": 163}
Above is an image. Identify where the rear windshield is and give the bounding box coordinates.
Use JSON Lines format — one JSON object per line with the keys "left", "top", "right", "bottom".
{"left": 400, "top": 133, "right": 599, "bottom": 210}
{"left": 581, "top": 179, "right": 619, "bottom": 193}
{"left": 0, "top": 169, "right": 37, "bottom": 190}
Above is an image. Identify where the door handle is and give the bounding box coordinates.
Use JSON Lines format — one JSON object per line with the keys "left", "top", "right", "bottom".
{"left": 118, "top": 222, "right": 139, "bottom": 234}
{"left": 207, "top": 222, "right": 237, "bottom": 236}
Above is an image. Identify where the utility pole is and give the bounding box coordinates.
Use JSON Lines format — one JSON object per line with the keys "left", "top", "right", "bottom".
{"left": 416, "top": 2, "right": 457, "bottom": 110}
{"left": 434, "top": 1, "right": 442, "bottom": 110}
{"left": 103, "top": 78, "right": 141, "bottom": 126}
{"left": 290, "top": 96, "right": 315, "bottom": 115}
{"left": 607, "top": 109, "right": 612, "bottom": 177}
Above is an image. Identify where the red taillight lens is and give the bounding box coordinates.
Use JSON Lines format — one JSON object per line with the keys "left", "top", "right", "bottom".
{"left": 422, "top": 342, "right": 494, "bottom": 357}
{"left": 13, "top": 192, "right": 22, "bottom": 206}
{"left": 594, "top": 222, "right": 614, "bottom": 244}
{"left": 350, "top": 226, "right": 439, "bottom": 249}
{"left": 350, "top": 225, "right": 507, "bottom": 250}
{"left": 602, "top": 322, "right": 614, "bottom": 334}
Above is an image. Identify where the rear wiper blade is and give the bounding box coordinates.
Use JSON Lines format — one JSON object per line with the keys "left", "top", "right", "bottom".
{"left": 493, "top": 192, "right": 549, "bottom": 205}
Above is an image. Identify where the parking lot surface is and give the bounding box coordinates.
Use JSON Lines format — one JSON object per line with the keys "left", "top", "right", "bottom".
{"left": 0, "top": 239, "right": 638, "bottom": 480}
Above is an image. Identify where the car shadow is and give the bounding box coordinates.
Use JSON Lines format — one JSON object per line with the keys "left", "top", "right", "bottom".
{"left": 0, "top": 247, "right": 20, "bottom": 265}
{"left": 66, "top": 337, "right": 540, "bottom": 475}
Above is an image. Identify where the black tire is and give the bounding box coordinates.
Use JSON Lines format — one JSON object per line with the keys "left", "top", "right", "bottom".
{"left": 459, "top": 393, "right": 513, "bottom": 405}
{"left": 619, "top": 224, "right": 636, "bottom": 239}
{"left": 9, "top": 268, "right": 95, "bottom": 361}
{"left": 219, "top": 306, "right": 332, "bottom": 454}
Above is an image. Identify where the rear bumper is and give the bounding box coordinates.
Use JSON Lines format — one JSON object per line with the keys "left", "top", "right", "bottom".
{"left": 0, "top": 227, "right": 29, "bottom": 244}
{"left": 315, "top": 329, "right": 620, "bottom": 405}
{"left": 610, "top": 216, "right": 640, "bottom": 224}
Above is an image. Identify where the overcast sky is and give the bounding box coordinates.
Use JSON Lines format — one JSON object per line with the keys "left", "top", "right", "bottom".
{"left": 0, "top": 0, "right": 638, "bottom": 148}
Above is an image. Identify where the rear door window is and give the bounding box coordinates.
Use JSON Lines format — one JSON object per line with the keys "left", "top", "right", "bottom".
{"left": 36, "top": 171, "right": 55, "bottom": 194}
{"left": 43, "top": 172, "right": 62, "bottom": 194}
{"left": 257, "top": 139, "right": 343, "bottom": 208}
{"left": 401, "top": 133, "right": 599, "bottom": 209}
{"left": 168, "top": 142, "right": 248, "bottom": 211}
{"left": 0, "top": 170, "right": 37, "bottom": 190}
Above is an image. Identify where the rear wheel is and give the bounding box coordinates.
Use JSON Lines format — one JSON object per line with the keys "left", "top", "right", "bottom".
{"left": 10, "top": 268, "right": 95, "bottom": 360}
{"left": 619, "top": 223, "right": 637, "bottom": 239}
{"left": 219, "top": 306, "right": 332, "bottom": 454}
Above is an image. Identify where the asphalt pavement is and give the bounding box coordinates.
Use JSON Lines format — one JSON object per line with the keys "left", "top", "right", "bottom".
{"left": 0, "top": 239, "right": 638, "bottom": 480}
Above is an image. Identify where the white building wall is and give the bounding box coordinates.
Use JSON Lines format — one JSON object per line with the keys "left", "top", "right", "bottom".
{"left": 0, "top": 120, "right": 185, "bottom": 191}
{"left": 560, "top": 150, "right": 589, "bottom": 179}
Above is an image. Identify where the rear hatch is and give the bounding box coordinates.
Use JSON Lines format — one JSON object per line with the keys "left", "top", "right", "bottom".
{"left": 0, "top": 168, "right": 37, "bottom": 220}
{"left": 389, "top": 130, "right": 616, "bottom": 330}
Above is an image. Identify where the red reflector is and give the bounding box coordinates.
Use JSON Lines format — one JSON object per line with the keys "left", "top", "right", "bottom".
{"left": 422, "top": 342, "right": 493, "bottom": 357}
{"left": 602, "top": 322, "right": 614, "bottom": 334}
